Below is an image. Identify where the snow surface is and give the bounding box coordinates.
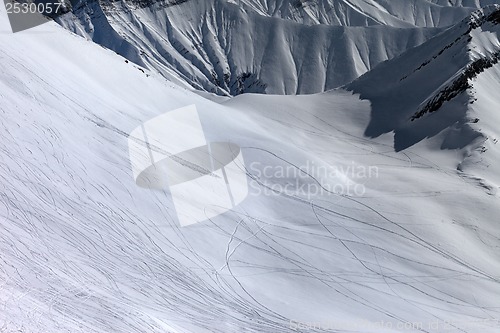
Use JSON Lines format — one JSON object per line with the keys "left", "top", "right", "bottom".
{"left": 57, "top": 0, "right": 442, "bottom": 96}
{"left": 231, "top": 0, "right": 489, "bottom": 27}
{"left": 55, "top": 0, "right": 500, "bottom": 96}
{"left": 1, "top": 4, "right": 500, "bottom": 333}
{"left": 347, "top": 5, "right": 500, "bottom": 185}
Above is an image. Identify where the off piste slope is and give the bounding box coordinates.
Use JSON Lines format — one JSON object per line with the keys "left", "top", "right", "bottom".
{"left": 2, "top": 5, "right": 500, "bottom": 333}
{"left": 347, "top": 5, "right": 500, "bottom": 189}
{"left": 57, "top": 0, "right": 441, "bottom": 96}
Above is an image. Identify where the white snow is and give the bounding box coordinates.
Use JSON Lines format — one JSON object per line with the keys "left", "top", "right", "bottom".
{"left": 1, "top": 3, "right": 500, "bottom": 333}
{"left": 56, "top": 0, "right": 445, "bottom": 96}
{"left": 55, "top": 0, "right": 500, "bottom": 96}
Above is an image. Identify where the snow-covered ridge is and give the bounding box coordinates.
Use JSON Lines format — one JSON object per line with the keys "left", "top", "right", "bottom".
{"left": 413, "top": 50, "right": 500, "bottom": 120}
{"left": 73, "top": 0, "right": 489, "bottom": 27}
{"left": 228, "top": 0, "right": 498, "bottom": 27}
{"left": 408, "top": 5, "right": 500, "bottom": 119}
{"left": 55, "top": 0, "right": 500, "bottom": 96}
{"left": 347, "top": 5, "right": 500, "bottom": 186}
{"left": 59, "top": 0, "right": 445, "bottom": 95}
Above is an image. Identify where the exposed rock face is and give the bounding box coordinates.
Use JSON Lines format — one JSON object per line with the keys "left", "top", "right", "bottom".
{"left": 413, "top": 50, "right": 500, "bottom": 120}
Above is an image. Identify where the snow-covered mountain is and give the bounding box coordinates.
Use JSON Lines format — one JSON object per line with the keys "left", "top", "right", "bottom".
{"left": 233, "top": 0, "right": 499, "bottom": 27}
{"left": 56, "top": 0, "right": 500, "bottom": 96}
{"left": 347, "top": 4, "right": 500, "bottom": 187}
{"left": 1, "top": 3, "right": 500, "bottom": 333}
{"left": 55, "top": 0, "right": 500, "bottom": 96}
{"left": 57, "top": 0, "right": 445, "bottom": 95}
{"left": 54, "top": 0, "right": 500, "bottom": 96}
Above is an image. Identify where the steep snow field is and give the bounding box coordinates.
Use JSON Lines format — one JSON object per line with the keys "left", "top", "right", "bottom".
{"left": 1, "top": 4, "right": 500, "bottom": 333}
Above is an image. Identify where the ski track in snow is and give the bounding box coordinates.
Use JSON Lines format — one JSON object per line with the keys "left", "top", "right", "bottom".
{"left": 1, "top": 5, "right": 500, "bottom": 333}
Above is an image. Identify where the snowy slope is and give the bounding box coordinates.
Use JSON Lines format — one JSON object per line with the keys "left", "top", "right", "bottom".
{"left": 2, "top": 5, "right": 500, "bottom": 333}
{"left": 55, "top": 0, "right": 500, "bottom": 96}
{"left": 57, "top": 0, "right": 441, "bottom": 96}
{"left": 347, "top": 5, "right": 500, "bottom": 188}
{"left": 234, "top": 0, "right": 496, "bottom": 27}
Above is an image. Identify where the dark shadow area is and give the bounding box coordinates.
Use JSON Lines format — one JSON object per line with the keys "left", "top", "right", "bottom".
{"left": 5, "top": 0, "right": 71, "bottom": 32}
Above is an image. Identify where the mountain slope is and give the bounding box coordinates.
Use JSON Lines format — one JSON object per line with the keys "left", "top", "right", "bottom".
{"left": 58, "top": 0, "right": 443, "bottom": 96}
{"left": 2, "top": 6, "right": 500, "bottom": 333}
{"left": 55, "top": 0, "right": 500, "bottom": 96}
{"left": 234, "top": 0, "right": 497, "bottom": 27}
{"left": 347, "top": 5, "right": 500, "bottom": 188}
